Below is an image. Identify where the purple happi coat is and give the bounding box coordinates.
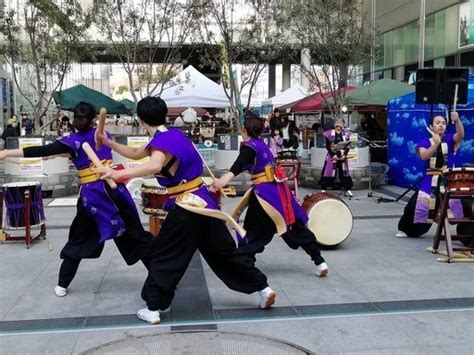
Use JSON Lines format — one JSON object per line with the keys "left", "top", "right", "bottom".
{"left": 414, "top": 133, "right": 463, "bottom": 223}
{"left": 145, "top": 128, "right": 219, "bottom": 211}
{"left": 321, "top": 129, "right": 351, "bottom": 177}
{"left": 242, "top": 138, "right": 308, "bottom": 228}
{"left": 58, "top": 128, "right": 139, "bottom": 242}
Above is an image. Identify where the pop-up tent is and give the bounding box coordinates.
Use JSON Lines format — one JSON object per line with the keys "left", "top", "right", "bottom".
{"left": 53, "top": 84, "right": 131, "bottom": 114}
{"left": 119, "top": 99, "right": 136, "bottom": 114}
{"left": 290, "top": 86, "right": 356, "bottom": 112}
{"left": 386, "top": 74, "right": 474, "bottom": 188}
{"left": 153, "top": 65, "right": 231, "bottom": 108}
{"left": 344, "top": 79, "right": 415, "bottom": 106}
{"left": 268, "top": 84, "right": 310, "bottom": 107}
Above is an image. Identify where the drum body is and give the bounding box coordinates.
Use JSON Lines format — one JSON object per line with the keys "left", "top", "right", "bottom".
{"left": 277, "top": 149, "right": 297, "bottom": 161}
{"left": 444, "top": 168, "right": 474, "bottom": 191}
{"left": 2, "top": 182, "right": 45, "bottom": 228}
{"left": 301, "top": 192, "right": 353, "bottom": 247}
{"left": 140, "top": 179, "right": 168, "bottom": 218}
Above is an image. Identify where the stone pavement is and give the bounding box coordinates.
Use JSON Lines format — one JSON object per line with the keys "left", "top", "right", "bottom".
{"left": 0, "top": 185, "right": 473, "bottom": 354}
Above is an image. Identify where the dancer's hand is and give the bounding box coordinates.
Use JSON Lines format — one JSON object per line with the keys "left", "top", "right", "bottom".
{"left": 95, "top": 131, "right": 113, "bottom": 147}
{"left": 450, "top": 111, "right": 459, "bottom": 123}
{"left": 93, "top": 165, "right": 118, "bottom": 181}
{"left": 426, "top": 126, "right": 441, "bottom": 146}
{"left": 210, "top": 178, "right": 225, "bottom": 192}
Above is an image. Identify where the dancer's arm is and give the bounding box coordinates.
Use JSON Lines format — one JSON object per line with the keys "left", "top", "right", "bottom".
{"left": 451, "top": 111, "right": 464, "bottom": 151}
{"left": 97, "top": 132, "right": 148, "bottom": 160}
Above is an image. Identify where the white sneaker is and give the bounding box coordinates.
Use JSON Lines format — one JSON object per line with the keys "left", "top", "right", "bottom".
{"left": 258, "top": 287, "right": 276, "bottom": 309}
{"left": 395, "top": 231, "right": 408, "bottom": 238}
{"left": 137, "top": 308, "right": 161, "bottom": 325}
{"left": 54, "top": 286, "right": 67, "bottom": 297}
{"left": 345, "top": 190, "right": 353, "bottom": 198}
{"left": 316, "top": 262, "right": 329, "bottom": 277}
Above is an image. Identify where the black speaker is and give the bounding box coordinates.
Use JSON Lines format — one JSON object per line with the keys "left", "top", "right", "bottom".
{"left": 442, "top": 68, "right": 469, "bottom": 105}
{"left": 416, "top": 68, "right": 441, "bottom": 104}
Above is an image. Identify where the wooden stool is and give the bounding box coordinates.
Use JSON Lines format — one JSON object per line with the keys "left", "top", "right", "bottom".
{"left": 276, "top": 158, "right": 301, "bottom": 201}
{"left": 432, "top": 190, "right": 474, "bottom": 263}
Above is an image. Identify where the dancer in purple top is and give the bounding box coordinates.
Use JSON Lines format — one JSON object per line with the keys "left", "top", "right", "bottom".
{"left": 211, "top": 116, "right": 328, "bottom": 277}
{"left": 96, "top": 97, "right": 275, "bottom": 325}
{"left": 318, "top": 119, "right": 354, "bottom": 197}
{"left": 396, "top": 112, "right": 464, "bottom": 238}
{"left": 0, "top": 102, "right": 154, "bottom": 297}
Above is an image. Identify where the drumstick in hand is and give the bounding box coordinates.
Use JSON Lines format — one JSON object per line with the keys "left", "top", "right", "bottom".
{"left": 95, "top": 108, "right": 107, "bottom": 151}
{"left": 192, "top": 143, "right": 228, "bottom": 198}
{"left": 82, "top": 142, "right": 117, "bottom": 189}
{"left": 453, "top": 84, "right": 458, "bottom": 114}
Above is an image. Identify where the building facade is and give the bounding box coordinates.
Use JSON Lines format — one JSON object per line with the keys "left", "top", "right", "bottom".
{"left": 362, "top": 0, "right": 474, "bottom": 82}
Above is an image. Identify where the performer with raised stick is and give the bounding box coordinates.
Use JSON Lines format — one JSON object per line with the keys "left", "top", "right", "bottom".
{"left": 0, "top": 102, "right": 154, "bottom": 297}
{"left": 210, "top": 115, "right": 328, "bottom": 277}
{"left": 396, "top": 106, "right": 464, "bottom": 238}
{"left": 95, "top": 96, "right": 276, "bottom": 325}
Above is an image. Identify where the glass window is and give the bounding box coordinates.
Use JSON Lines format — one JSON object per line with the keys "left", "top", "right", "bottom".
{"left": 444, "top": 6, "right": 458, "bottom": 55}
{"left": 404, "top": 21, "right": 419, "bottom": 64}
{"left": 424, "top": 14, "right": 435, "bottom": 60}
{"left": 384, "top": 31, "right": 393, "bottom": 68}
{"left": 434, "top": 11, "right": 446, "bottom": 57}
{"left": 392, "top": 27, "right": 404, "bottom": 66}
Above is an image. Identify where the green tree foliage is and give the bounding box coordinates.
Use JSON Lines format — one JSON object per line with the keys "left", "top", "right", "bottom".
{"left": 281, "top": 0, "right": 376, "bottom": 117}
{"left": 197, "top": 0, "right": 287, "bottom": 131}
{"left": 0, "top": 0, "right": 91, "bottom": 132}
{"left": 94, "top": 0, "right": 199, "bottom": 102}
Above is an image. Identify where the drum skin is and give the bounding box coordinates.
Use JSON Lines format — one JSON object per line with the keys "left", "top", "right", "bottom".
{"left": 444, "top": 168, "right": 474, "bottom": 191}
{"left": 301, "top": 192, "right": 353, "bottom": 247}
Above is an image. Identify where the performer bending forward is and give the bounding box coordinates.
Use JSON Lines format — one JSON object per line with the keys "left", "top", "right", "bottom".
{"left": 96, "top": 97, "right": 275, "bottom": 325}
{"left": 396, "top": 112, "right": 464, "bottom": 238}
{"left": 318, "top": 119, "right": 354, "bottom": 197}
{"left": 0, "top": 102, "right": 154, "bottom": 296}
{"left": 211, "top": 116, "right": 328, "bottom": 277}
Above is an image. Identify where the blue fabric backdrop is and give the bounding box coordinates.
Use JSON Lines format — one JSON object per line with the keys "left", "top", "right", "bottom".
{"left": 387, "top": 74, "right": 474, "bottom": 188}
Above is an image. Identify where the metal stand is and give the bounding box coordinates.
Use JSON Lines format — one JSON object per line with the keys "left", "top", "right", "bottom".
{"left": 347, "top": 133, "right": 386, "bottom": 201}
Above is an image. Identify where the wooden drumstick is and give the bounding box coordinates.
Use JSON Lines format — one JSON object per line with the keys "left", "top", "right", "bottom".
{"left": 192, "top": 143, "right": 228, "bottom": 199}
{"left": 95, "top": 108, "right": 107, "bottom": 151}
{"left": 82, "top": 142, "right": 117, "bottom": 189}
{"left": 453, "top": 84, "right": 458, "bottom": 114}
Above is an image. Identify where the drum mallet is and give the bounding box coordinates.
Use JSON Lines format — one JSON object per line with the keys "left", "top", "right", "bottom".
{"left": 82, "top": 142, "right": 117, "bottom": 189}
{"left": 453, "top": 84, "right": 458, "bottom": 113}
{"left": 95, "top": 108, "right": 107, "bottom": 151}
{"left": 192, "top": 144, "right": 228, "bottom": 199}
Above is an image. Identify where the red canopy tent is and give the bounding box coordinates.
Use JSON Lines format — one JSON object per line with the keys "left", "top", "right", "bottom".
{"left": 289, "top": 86, "right": 356, "bottom": 112}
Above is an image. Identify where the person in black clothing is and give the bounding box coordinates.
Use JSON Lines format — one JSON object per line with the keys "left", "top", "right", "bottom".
{"left": 21, "top": 113, "right": 34, "bottom": 136}
{"left": 0, "top": 102, "right": 154, "bottom": 297}
{"left": 318, "top": 119, "right": 354, "bottom": 196}
{"left": 211, "top": 116, "right": 328, "bottom": 277}
{"left": 280, "top": 115, "right": 300, "bottom": 149}
{"left": 2, "top": 115, "right": 20, "bottom": 145}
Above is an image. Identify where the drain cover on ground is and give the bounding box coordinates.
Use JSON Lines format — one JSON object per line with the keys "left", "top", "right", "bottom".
{"left": 80, "top": 331, "right": 313, "bottom": 354}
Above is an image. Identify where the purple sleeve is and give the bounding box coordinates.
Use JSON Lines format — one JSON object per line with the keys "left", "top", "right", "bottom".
{"left": 444, "top": 133, "right": 454, "bottom": 146}
{"left": 416, "top": 138, "right": 431, "bottom": 151}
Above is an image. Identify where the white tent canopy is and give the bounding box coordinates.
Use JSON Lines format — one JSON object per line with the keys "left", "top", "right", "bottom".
{"left": 151, "top": 65, "right": 231, "bottom": 108}
{"left": 268, "top": 84, "right": 310, "bottom": 107}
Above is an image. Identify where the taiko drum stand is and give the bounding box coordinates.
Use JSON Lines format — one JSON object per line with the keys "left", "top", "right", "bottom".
{"left": 431, "top": 188, "right": 474, "bottom": 263}
{"left": 0, "top": 189, "right": 46, "bottom": 249}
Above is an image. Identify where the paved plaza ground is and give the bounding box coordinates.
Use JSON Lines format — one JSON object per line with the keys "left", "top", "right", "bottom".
{"left": 0, "top": 183, "right": 473, "bottom": 354}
